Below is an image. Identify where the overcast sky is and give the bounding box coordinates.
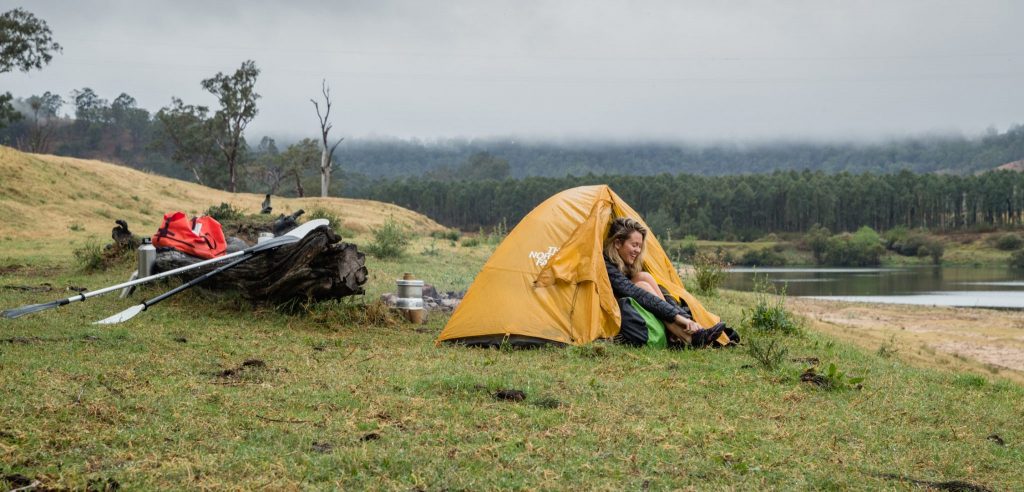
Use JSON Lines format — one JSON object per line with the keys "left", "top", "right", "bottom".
{"left": 3, "top": 0, "right": 1023, "bottom": 142}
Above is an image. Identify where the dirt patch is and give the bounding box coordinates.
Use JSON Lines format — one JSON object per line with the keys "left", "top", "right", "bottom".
{"left": 214, "top": 359, "right": 267, "bottom": 378}
{"left": 0, "top": 283, "right": 53, "bottom": 292}
{"left": 493, "top": 389, "right": 526, "bottom": 402}
{"left": 874, "top": 473, "right": 992, "bottom": 492}
{"left": 789, "top": 298, "right": 1024, "bottom": 382}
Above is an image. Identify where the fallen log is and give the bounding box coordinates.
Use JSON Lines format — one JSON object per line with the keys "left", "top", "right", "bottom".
{"left": 153, "top": 225, "right": 367, "bottom": 304}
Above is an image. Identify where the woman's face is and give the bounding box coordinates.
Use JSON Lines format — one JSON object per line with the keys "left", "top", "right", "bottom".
{"left": 615, "top": 231, "right": 644, "bottom": 266}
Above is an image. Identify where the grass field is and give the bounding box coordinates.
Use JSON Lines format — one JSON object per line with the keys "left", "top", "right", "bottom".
{"left": 2, "top": 234, "right": 1023, "bottom": 490}
{"left": 2, "top": 148, "right": 1022, "bottom": 489}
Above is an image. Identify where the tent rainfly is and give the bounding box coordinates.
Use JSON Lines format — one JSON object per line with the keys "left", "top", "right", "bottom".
{"left": 437, "top": 185, "right": 719, "bottom": 347}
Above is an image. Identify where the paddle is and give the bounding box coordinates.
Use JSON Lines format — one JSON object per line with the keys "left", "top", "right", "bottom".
{"left": 1, "top": 219, "right": 329, "bottom": 319}
{"left": 94, "top": 254, "right": 255, "bottom": 325}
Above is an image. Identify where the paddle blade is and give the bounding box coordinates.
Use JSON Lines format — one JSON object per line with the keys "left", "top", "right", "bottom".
{"left": 2, "top": 298, "right": 69, "bottom": 319}
{"left": 282, "top": 219, "right": 329, "bottom": 239}
{"left": 93, "top": 304, "right": 145, "bottom": 325}
{"left": 249, "top": 219, "right": 330, "bottom": 253}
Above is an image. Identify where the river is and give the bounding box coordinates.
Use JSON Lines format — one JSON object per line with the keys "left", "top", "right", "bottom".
{"left": 722, "top": 266, "right": 1024, "bottom": 309}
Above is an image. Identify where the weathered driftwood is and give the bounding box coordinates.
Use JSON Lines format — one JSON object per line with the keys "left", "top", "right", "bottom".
{"left": 153, "top": 225, "right": 367, "bottom": 304}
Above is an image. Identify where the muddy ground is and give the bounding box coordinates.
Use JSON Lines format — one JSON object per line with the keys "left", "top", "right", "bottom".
{"left": 788, "top": 298, "right": 1024, "bottom": 383}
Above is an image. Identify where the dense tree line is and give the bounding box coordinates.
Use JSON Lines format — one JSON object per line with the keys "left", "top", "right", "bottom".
{"left": 336, "top": 129, "right": 1024, "bottom": 178}
{"left": 351, "top": 170, "right": 1024, "bottom": 239}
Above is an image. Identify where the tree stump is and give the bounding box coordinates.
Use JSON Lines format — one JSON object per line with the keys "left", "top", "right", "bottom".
{"left": 153, "top": 225, "right": 367, "bottom": 304}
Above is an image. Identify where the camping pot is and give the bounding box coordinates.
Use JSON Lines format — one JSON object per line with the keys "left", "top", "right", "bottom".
{"left": 137, "top": 238, "right": 156, "bottom": 278}
{"left": 257, "top": 232, "right": 275, "bottom": 244}
{"left": 396, "top": 273, "right": 425, "bottom": 311}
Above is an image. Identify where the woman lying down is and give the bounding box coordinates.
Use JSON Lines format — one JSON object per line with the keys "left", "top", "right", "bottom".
{"left": 604, "top": 217, "right": 739, "bottom": 348}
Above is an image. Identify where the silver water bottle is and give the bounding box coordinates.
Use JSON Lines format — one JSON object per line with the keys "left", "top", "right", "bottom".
{"left": 120, "top": 238, "right": 157, "bottom": 298}
{"left": 138, "top": 237, "right": 156, "bottom": 278}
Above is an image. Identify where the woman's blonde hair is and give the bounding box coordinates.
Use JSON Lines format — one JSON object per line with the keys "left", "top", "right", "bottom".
{"left": 604, "top": 217, "right": 647, "bottom": 277}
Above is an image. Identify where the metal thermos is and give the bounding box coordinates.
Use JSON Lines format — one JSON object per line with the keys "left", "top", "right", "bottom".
{"left": 138, "top": 238, "right": 156, "bottom": 278}
{"left": 120, "top": 238, "right": 156, "bottom": 299}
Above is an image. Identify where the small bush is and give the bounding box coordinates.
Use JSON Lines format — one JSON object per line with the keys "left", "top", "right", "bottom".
{"left": 804, "top": 224, "right": 831, "bottom": 262}
{"left": 431, "top": 229, "right": 461, "bottom": 241}
{"left": 882, "top": 226, "right": 909, "bottom": 250}
{"left": 801, "top": 363, "right": 864, "bottom": 391}
{"left": 74, "top": 239, "right": 133, "bottom": 272}
{"left": 307, "top": 207, "right": 342, "bottom": 228}
{"left": 68, "top": 222, "right": 84, "bottom": 232}
{"left": 743, "top": 275, "right": 801, "bottom": 335}
{"left": 818, "top": 226, "right": 884, "bottom": 266}
{"left": 993, "top": 233, "right": 1024, "bottom": 251}
{"left": 461, "top": 237, "right": 481, "bottom": 248}
{"left": 73, "top": 240, "right": 105, "bottom": 271}
{"left": 669, "top": 235, "right": 699, "bottom": 263}
{"left": 1009, "top": 249, "right": 1024, "bottom": 269}
{"left": 205, "top": 202, "right": 245, "bottom": 222}
{"left": 737, "top": 247, "right": 787, "bottom": 267}
{"left": 484, "top": 218, "right": 509, "bottom": 245}
{"left": 691, "top": 251, "right": 728, "bottom": 295}
{"left": 366, "top": 217, "right": 412, "bottom": 259}
{"left": 421, "top": 239, "right": 440, "bottom": 257}
{"left": 746, "top": 336, "right": 789, "bottom": 371}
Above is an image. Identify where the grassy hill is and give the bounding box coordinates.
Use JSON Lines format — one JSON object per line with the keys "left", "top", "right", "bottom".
{"left": 0, "top": 146, "right": 442, "bottom": 259}
{"left": 1, "top": 148, "right": 1022, "bottom": 489}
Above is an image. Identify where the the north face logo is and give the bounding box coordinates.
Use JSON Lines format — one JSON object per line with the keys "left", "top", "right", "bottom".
{"left": 528, "top": 246, "right": 559, "bottom": 267}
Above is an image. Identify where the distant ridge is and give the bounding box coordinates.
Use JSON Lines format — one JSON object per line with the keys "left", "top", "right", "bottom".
{"left": 996, "top": 160, "right": 1024, "bottom": 172}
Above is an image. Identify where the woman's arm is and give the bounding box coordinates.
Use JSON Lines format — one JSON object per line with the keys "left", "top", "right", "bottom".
{"left": 605, "top": 259, "right": 686, "bottom": 322}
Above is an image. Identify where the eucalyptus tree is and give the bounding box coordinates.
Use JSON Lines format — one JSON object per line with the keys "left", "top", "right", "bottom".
{"left": 0, "top": 8, "right": 62, "bottom": 127}
{"left": 311, "top": 79, "right": 343, "bottom": 197}
{"left": 202, "top": 60, "right": 260, "bottom": 193}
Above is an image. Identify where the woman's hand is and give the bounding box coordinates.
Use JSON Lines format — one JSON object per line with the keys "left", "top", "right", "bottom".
{"left": 673, "top": 315, "right": 701, "bottom": 334}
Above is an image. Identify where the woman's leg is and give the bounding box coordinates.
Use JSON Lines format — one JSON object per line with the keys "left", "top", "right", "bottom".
{"left": 631, "top": 272, "right": 666, "bottom": 301}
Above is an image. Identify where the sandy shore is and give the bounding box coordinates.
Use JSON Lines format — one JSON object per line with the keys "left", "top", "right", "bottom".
{"left": 788, "top": 297, "right": 1024, "bottom": 383}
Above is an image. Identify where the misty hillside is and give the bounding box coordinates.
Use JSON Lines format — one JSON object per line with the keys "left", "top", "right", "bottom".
{"left": 338, "top": 126, "right": 1024, "bottom": 178}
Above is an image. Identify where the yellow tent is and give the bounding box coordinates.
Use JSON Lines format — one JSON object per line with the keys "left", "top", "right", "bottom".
{"left": 437, "top": 185, "right": 720, "bottom": 346}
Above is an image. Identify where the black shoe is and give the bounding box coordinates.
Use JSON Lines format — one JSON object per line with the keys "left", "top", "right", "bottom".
{"left": 690, "top": 323, "right": 740, "bottom": 348}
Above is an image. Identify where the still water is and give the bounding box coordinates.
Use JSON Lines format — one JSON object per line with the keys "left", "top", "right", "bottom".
{"left": 722, "top": 266, "right": 1024, "bottom": 309}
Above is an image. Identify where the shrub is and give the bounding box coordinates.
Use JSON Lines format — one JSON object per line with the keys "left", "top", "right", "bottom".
{"left": 421, "top": 239, "right": 440, "bottom": 257}
{"left": 921, "top": 238, "right": 945, "bottom": 264}
{"left": 691, "top": 251, "right": 728, "bottom": 295}
{"left": 883, "top": 226, "right": 909, "bottom": 250}
{"left": 307, "top": 207, "right": 342, "bottom": 228}
{"left": 819, "top": 226, "right": 884, "bottom": 266}
{"left": 1010, "top": 250, "right": 1024, "bottom": 269}
{"left": 746, "top": 336, "right": 789, "bottom": 371}
{"left": 366, "top": 217, "right": 412, "bottom": 259}
{"left": 205, "top": 202, "right": 245, "bottom": 221}
{"left": 890, "top": 232, "right": 928, "bottom": 256}
{"left": 737, "top": 247, "right": 787, "bottom": 267}
{"left": 73, "top": 240, "right": 105, "bottom": 271}
{"left": 431, "top": 229, "right": 461, "bottom": 241}
{"left": 461, "top": 237, "right": 481, "bottom": 248}
{"left": 993, "top": 233, "right": 1024, "bottom": 251}
{"left": 74, "top": 239, "right": 133, "bottom": 272}
{"left": 668, "top": 235, "right": 699, "bottom": 263}
{"left": 743, "top": 275, "right": 801, "bottom": 335}
{"left": 484, "top": 218, "right": 509, "bottom": 245}
{"left": 801, "top": 363, "right": 864, "bottom": 391}
{"left": 804, "top": 224, "right": 831, "bottom": 262}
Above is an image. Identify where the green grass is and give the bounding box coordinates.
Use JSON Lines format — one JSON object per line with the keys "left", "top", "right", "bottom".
{"left": 1, "top": 236, "right": 1022, "bottom": 490}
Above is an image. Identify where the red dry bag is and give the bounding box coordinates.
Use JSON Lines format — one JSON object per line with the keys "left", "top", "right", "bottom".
{"left": 152, "top": 211, "right": 227, "bottom": 259}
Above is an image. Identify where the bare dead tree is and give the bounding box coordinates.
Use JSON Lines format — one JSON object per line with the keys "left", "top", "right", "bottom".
{"left": 311, "top": 79, "right": 343, "bottom": 197}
